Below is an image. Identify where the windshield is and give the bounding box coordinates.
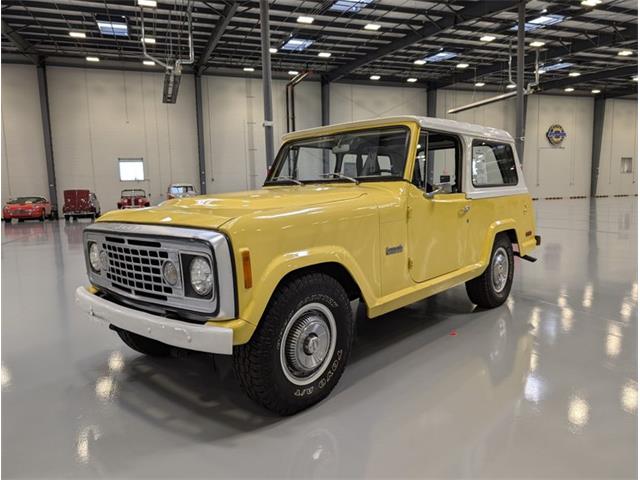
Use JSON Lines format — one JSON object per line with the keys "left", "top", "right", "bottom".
{"left": 122, "top": 190, "right": 146, "bottom": 197}
{"left": 170, "top": 185, "right": 194, "bottom": 194}
{"left": 266, "top": 126, "right": 410, "bottom": 184}
{"left": 7, "top": 197, "right": 44, "bottom": 204}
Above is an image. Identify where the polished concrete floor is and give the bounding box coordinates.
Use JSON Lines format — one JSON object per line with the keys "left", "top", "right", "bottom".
{"left": 2, "top": 198, "right": 637, "bottom": 479}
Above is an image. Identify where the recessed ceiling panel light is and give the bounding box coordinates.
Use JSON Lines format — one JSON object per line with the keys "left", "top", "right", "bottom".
{"left": 414, "top": 59, "right": 426, "bottom": 65}
{"left": 142, "top": 37, "right": 155, "bottom": 44}
{"left": 530, "top": 41, "right": 546, "bottom": 47}
{"left": 364, "top": 23, "right": 381, "bottom": 31}
{"left": 297, "top": 16, "right": 314, "bottom": 24}
{"left": 86, "top": 56, "right": 100, "bottom": 62}
{"left": 407, "top": 78, "right": 418, "bottom": 83}
{"left": 143, "top": 60, "right": 155, "bottom": 66}
{"left": 456, "top": 63, "right": 469, "bottom": 69}
{"left": 69, "top": 31, "right": 86, "bottom": 38}
{"left": 569, "top": 72, "right": 581, "bottom": 77}
{"left": 480, "top": 35, "right": 496, "bottom": 42}
{"left": 137, "top": 0, "right": 157, "bottom": 6}
{"left": 564, "top": 87, "right": 575, "bottom": 92}
{"left": 618, "top": 50, "right": 633, "bottom": 56}
{"left": 370, "top": 75, "right": 381, "bottom": 80}
{"left": 318, "top": 52, "right": 332, "bottom": 58}
{"left": 269, "top": 47, "right": 278, "bottom": 54}
{"left": 288, "top": 70, "right": 299, "bottom": 75}
{"left": 591, "top": 89, "right": 601, "bottom": 93}
{"left": 243, "top": 67, "right": 255, "bottom": 72}
{"left": 475, "top": 82, "right": 486, "bottom": 87}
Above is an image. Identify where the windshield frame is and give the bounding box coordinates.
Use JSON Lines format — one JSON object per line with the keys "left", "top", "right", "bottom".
{"left": 264, "top": 125, "right": 412, "bottom": 186}
{"left": 7, "top": 197, "right": 46, "bottom": 204}
{"left": 121, "top": 189, "right": 146, "bottom": 197}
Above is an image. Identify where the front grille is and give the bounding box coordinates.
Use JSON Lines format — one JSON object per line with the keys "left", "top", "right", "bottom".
{"left": 102, "top": 238, "right": 175, "bottom": 298}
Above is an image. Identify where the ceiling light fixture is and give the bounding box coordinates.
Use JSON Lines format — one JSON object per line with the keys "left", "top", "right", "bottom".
{"left": 269, "top": 47, "right": 278, "bottom": 54}
{"left": 506, "top": 83, "right": 517, "bottom": 89}
{"left": 456, "top": 63, "right": 469, "bottom": 69}
{"left": 69, "top": 31, "right": 86, "bottom": 38}
{"left": 581, "top": 0, "right": 601, "bottom": 6}
{"left": 632, "top": 76, "right": 638, "bottom": 82}
{"left": 564, "top": 87, "right": 575, "bottom": 92}
{"left": 364, "top": 23, "right": 381, "bottom": 31}
{"left": 370, "top": 75, "right": 381, "bottom": 80}
{"left": 318, "top": 52, "right": 332, "bottom": 58}
{"left": 86, "top": 56, "right": 100, "bottom": 62}
{"left": 530, "top": 41, "right": 546, "bottom": 47}
{"left": 475, "top": 82, "right": 486, "bottom": 87}
{"left": 480, "top": 35, "right": 496, "bottom": 42}
{"left": 243, "top": 67, "right": 255, "bottom": 72}
{"left": 407, "top": 77, "right": 418, "bottom": 83}
{"left": 288, "top": 70, "right": 299, "bottom": 75}
{"left": 297, "top": 16, "right": 314, "bottom": 24}
{"left": 414, "top": 59, "right": 426, "bottom": 65}
{"left": 569, "top": 72, "right": 581, "bottom": 77}
{"left": 137, "top": 0, "right": 157, "bottom": 7}
{"left": 142, "top": 37, "right": 156, "bottom": 44}
{"left": 618, "top": 50, "right": 633, "bottom": 56}
{"left": 143, "top": 60, "right": 155, "bottom": 66}
{"left": 591, "top": 89, "right": 601, "bottom": 93}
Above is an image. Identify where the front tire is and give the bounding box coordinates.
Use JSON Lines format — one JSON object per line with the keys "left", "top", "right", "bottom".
{"left": 233, "top": 273, "right": 354, "bottom": 415}
{"left": 465, "top": 234, "right": 514, "bottom": 309}
{"left": 115, "top": 328, "right": 172, "bottom": 356}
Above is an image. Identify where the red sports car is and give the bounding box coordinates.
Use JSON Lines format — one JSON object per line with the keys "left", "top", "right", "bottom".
{"left": 117, "top": 189, "right": 150, "bottom": 209}
{"left": 3, "top": 196, "right": 53, "bottom": 222}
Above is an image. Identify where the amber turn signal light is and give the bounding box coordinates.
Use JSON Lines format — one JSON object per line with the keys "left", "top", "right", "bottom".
{"left": 241, "top": 249, "right": 252, "bottom": 289}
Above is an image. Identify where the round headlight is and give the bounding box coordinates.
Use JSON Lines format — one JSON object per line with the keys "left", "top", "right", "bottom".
{"left": 89, "top": 242, "right": 101, "bottom": 272}
{"left": 162, "top": 260, "right": 179, "bottom": 286}
{"left": 190, "top": 257, "right": 213, "bottom": 296}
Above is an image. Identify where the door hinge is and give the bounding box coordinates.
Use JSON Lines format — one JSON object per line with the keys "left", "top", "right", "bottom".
{"left": 408, "top": 258, "right": 413, "bottom": 269}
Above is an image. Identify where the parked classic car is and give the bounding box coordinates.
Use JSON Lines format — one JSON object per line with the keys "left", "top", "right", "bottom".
{"left": 167, "top": 183, "right": 197, "bottom": 200}
{"left": 63, "top": 189, "right": 101, "bottom": 221}
{"left": 76, "top": 116, "right": 540, "bottom": 415}
{"left": 117, "top": 189, "right": 150, "bottom": 209}
{"left": 3, "top": 196, "right": 53, "bottom": 222}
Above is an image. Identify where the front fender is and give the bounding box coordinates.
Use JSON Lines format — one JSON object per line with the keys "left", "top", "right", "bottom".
{"left": 238, "top": 246, "right": 376, "bottom": 327}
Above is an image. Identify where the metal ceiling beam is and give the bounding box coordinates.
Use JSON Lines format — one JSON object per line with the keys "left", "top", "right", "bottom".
{"left": 1, "top": 19, "right": 39, "bottom": 64}
{"left": 432, "top": 28, "right": 638, "bottom": 90}
{"left": 196, "top": 1, "right": 238, "bottom": 73}
{"left": 600, "top": 87, "right": 638, "bottom": 99}
{"left": 538, "top": 65, "right": 638, "bottom": 92}
{"left": 326, "top": 1, "right": 519, "bottom": 82}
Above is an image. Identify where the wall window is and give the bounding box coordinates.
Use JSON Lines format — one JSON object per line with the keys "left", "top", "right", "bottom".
{"left": 621, "top": 157, "right": 633, "bottom": 174}
{"left": 471, "top": 141, "right": 518, "bottom": 187}
{"left": 118, "top": 158, "right": 144, "bottom": 181}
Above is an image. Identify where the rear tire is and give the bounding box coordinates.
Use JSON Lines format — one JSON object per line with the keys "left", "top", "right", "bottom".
{"left": 233, "top": 273, "right": 354, "bottom": 415}
{"left": 466, "top": 234, "right": 514, "bottom": 309}
{"left": 40, "top": 210, "right": 46, "bottom": 222}
{"left": 115, "top": 328, "right": 172, "bottom": 357}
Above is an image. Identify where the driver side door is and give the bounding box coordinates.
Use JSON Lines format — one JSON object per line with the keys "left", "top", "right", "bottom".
{"left": 407, "top": 130, "right": 470, "bottom": 283}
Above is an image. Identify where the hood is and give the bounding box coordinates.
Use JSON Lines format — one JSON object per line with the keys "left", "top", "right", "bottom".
{"left": 98, "top": 185, "right": 367, "bottom": 229}
{"left": 6, "top": 203, "right": 38, "bottom": 209}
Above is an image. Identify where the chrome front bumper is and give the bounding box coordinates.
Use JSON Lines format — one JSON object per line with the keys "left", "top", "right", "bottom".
{"left": 75, "top": 286, "right": 233, "bottom": 354}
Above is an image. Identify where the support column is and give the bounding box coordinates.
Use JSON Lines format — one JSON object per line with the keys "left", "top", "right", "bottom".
{"left": 194, "top": 72, "right": 207, "bottom": 194}
{"left": 515, "top": 0, "right": 526, "bottom": 162}
{"left": 259, "top": 0, "right": 275, "bottom": 167}
{"left": 590, "top": 97, "right": 606, "bottom": 197}
{"left": 427, "top": 88, "right": 437, "bottom": 117}
{"left": 321, "top": 77, "right": 330, "bottom": 126}
{"left": 36, "top": 62, "right": 58, "bottom": 213}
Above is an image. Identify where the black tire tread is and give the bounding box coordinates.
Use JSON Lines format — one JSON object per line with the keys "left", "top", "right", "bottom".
{"left": 465, "top": 233, "right": 513, "bottom": 309}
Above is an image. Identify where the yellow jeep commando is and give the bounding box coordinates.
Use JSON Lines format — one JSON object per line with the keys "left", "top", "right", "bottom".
{"left": 76, "top": 116, "right": 540, "bottom": 415}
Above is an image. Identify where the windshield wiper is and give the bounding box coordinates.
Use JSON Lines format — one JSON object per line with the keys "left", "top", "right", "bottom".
{"left": 269, "top": 176, "right": 304, "bottom": 186}
{"left": 320, "top": 172, "right": 360, "bottom": 184}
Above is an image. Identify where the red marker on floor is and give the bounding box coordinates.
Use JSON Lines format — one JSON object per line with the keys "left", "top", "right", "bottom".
{"left": 449, "top": 329, "right": 457, "bottom": 336}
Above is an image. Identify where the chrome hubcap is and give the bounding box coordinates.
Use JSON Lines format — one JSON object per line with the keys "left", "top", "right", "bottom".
{"left": 492, "top": 247, "right": 509, "bottom": 293}
{"left": 280, "top": 303, "right": 337, "bottom": 386}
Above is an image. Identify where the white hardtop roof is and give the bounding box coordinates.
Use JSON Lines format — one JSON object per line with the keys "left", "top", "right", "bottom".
{"left": 283, "top": 115, "right": 514, "bottom": 143}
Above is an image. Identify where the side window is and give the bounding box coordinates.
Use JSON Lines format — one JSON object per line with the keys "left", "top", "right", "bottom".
{"left": 412, "top": 131, "right": 460, "bottom": 193}
{"left": 471, "top": 141, "right": 518, "bottom": 187}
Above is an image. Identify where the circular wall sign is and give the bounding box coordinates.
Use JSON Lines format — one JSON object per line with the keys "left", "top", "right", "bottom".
{"left": 546, "top": 124, "right": 567, "bottom": 145}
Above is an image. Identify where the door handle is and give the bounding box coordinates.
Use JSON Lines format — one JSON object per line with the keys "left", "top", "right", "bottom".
{"left": 460, "top": 205, "right": 471, "bottom": 214}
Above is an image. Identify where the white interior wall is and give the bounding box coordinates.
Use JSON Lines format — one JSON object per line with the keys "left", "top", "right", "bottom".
{"left": 596, "top": 98, "right": 638, "bottom": 196}
{"left": 1, "top": 64, "right": 637, "bottom": 206}
{"left": 47, "top": 66, "right": 199, "bottom": 209}
{"left": 1, "top": 64, "right": 48, "bottom": 206}
{"left": 330, "top": 83, "right": 426, "bottom": 123}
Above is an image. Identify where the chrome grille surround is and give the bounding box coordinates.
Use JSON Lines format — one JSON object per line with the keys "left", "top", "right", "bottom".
{"left": 83, "top": 223, "right": 236, "bottom": 319}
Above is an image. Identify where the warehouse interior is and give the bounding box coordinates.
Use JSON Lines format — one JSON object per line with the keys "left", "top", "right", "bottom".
{"left": 1, "top": 0, "right": 638, "bottom": 478}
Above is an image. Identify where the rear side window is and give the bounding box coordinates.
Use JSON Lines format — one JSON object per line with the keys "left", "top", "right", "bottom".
{"left": 471, "top": 140, "right": 518, "bottom": 187}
